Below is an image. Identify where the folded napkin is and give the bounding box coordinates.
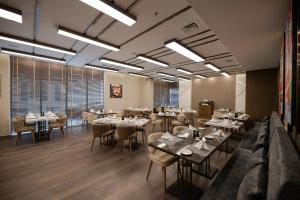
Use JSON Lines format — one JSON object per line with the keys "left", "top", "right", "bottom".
{"left": 113, "top": 114, "right": 117, "bottom": 118}
{"left": 109, "top": 110, "right": 113, "bottom": 113}
{"left": 90, "top": 109, "right": 95, "bottom": 113}
{"left": 214, "top": 129, "right": 226, "bottom": 137}
{"left": 193, "top": 138, "right": 208, "bottom": 150}
{"left": 96, "top": 110, "right": 101, "bottom": 114}
{"left": 161, "top": 132, "right": 173, "bottom": 141}
{"left": 135, "top": 115, "right": 138, "bottom": 119}
{"left": 47, "top": 111, "right": 53, "bottom": 115}
{"left": 188, "top": 125, "right": 194, "bottom": 131}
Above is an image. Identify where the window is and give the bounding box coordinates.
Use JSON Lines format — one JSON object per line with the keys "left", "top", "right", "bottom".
{"left": 10, "top": 56, "right": 104, "bottom": 130}
{"left": 154, "top": 80, "right": 179, "bottom": 107}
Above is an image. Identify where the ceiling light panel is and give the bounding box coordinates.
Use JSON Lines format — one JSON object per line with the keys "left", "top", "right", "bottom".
{"left": 129, "top": 73, "right": 149, "bottom": 78}
{"left": 0, "top": 33, "right": 76, "bottom": 55}
{"left": 205, "top": 63, "right": 221, "bottom": 72}
{"left": 99, "top": 58, "right": 143, "bottom": 71}
{"left": 176, "top": 68, "right": 192, "bottom": 75}
{"left": 157, "top": 72, "right": 176, "bottom": 78}
{"left": 57, "top": 26, "right": 120, "bottom": 51}
{"left": 195, "top": 75, "right": 206, "bottom": 79}
{"left": 177, "top": 77, "right": 190, "bottom": 81}
{"left": 1, "top": 48, "right": 66, "bottom": 64}
{"left": 85, "top": 65, "right": 119, "bottom": 72}
{"left": 136, "top": 55, "right": 168, "bottom": 67}
{"left": 164, "top": 39, "right": 205, "bottom": 62}
{"left": 221, "top": 72, "right": 231, "bottom": 77}
{"left": 80, "top": 0, "right": 136, "bottom": 26}
{"left": 0, "top": 3, "right": 22, "bottom": 23}
{"left": 161, "top": 79, "right": 175, "bottom": 82}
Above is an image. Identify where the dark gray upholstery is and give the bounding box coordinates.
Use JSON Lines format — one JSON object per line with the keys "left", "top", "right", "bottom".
{"left": 267, "top": 127, "right": 300, "bottom": 200}
{"left": 200, "top": 148, "right": 252, "bottom": 200}
{"left": 246, "top": 148, "right": 267, "bottom": 172}
{"left": 237, "top": 164, "right": 268, "bottom": 200}
{"left": 239, "top": 123, "right": 260, "bottom": 150}
{"left": 269, "top": 111, "right": 283, "bottom": 143}
{"left": 252, "top": 125, "right": 269, "bottom": 152}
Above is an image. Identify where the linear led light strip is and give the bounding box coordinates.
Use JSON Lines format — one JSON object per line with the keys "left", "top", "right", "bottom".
{"left": 195, "top": 75, "right": 206, "bottom": 79}
{"left": 221, "top": 72, "right": 231, "bottom": 77}
{"left": 176, "top": 68, "right": 192, "bottom": 75}
{"left": 177, "top": 77, "right": 190, "bottom": 81}
{"left": 157, "top": 72, "right": 175, "bottom": 78}
{"left": 0, "top": 3, "right": 22, "bottom": 23}
{"left": 57, "top": 26, "right": 120, "bottom": 51}
{"left": 205, "top": 63, "right": 221, "bottom": 72}
{"left": 136, "top": 55, "right": 168, "bottom": 67}
{"left": 164, "top": 39, "right": 205, "bottom": 62}
{"left": 85, "top": 65, "right": 119, "bottom": 72}
{"left": 80, "top": 0, "right": 136, "bottom": 26}
{"left": 0, "top": 33, "right": 76, "bottom": 55}
{"left": 1, "top": 48, "right": 66, "bottom": 64}
{"left": 161, "top": 79, "right": 174, "bottom": 82}
{"left": 99, "top": 58, "right": 143, "bottom": 71}
{"left": 129, "top": 72, "right": 149, "bottom": 78}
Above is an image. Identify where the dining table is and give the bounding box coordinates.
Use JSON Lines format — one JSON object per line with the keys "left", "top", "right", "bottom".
{"left": 25, "top": 112, "right": 59, "bottom": 142}
{"left": 148, "top": 127, "right": 232, "bottom": 199}
{"left": 157, "top": 112, "right": 177, "bottom": 132}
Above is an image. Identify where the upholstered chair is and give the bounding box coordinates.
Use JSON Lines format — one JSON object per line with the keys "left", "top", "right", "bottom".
{"left": 183, "top": 112, "right": 194, "bottom": 125}
{"left": 91, "top": 123, "right": 115, "bottom": 151}
{"left": 82, "top": 111, "right": 89, "bottom": 126}
{"left": 147, "top": 132, "right": 177, "bottom": 192}
{"left": 173, "top": 126, "right": 188, "bottom": 134}
{"left": 12, "top": 117, "right": 36, "bottom": 145}
{"left": 115, "top": 125, "right": 138, "bottom": 152}
{"left": 171, "top": 114, "right": 185, "bottom": 131}
{"left": 48, "top": 115, "right": 67, "bottom": 140}
{"left": 150, "top": 113, "right": 163, "bottom": 132}
{"left": 87, "top": 113, "right": 97, "bottom": 127}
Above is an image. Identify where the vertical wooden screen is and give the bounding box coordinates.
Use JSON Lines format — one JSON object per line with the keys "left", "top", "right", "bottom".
{"left": 153, "top": 80, "right": 179, "bottom": 107}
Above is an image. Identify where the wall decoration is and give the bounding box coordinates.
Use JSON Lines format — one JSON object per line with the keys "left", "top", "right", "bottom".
{"left": 284, "top": 0, "right": 293, "bottom": 125}
{"left": 110, "top": 84, "right": 123, "bottom": 98}
{"left": 278, "top": 36, "right": 285, "bottom": 117}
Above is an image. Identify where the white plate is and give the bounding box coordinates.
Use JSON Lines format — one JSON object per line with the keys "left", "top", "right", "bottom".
{"left": 181, "top": 149, "right": 192, "bottom": 156}
{"left": 177, "top": 133, "right": 189, "bottom": 138}
{"left": 157, "top": 143, "right": 166, "bottom": 148}
{"left": 205, "top": 135, "right": 214, "bottom": 139}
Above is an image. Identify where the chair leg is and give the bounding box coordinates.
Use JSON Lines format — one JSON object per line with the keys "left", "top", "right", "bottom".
{"left": 31, "top": 131, "right": 35, "bottom": 144}
{"left": 163, "top": 167, "right": 167, "bottom": 192}
{"left": 129, "top": 139, "right": 132, "bottom": 152}
{"left": 61, "top": 127, "right": 64, "bottom": 136}
{"left": 49, "top": 128, "right": 52, "bottom": 140}
{"left": 146, "top": 161, "right": 153, "bottom": 180}
{"left": 141, "top": 131, "right": 144, "bottom": 144}
{"left": 91, "top": 137, "right": 95, "bottom": 151}
{"left": 15, "top": 133, "right": 20, "bottom": 146}
{"left": 115, "top": 139, "right": 120, "bottom": 152}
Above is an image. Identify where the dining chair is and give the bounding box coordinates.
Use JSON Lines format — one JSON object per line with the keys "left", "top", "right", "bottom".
{"left": 87, "top": 113, "right": 97, "bottom": 127}
{"left": 115, "top": 125, "right": 137, "bottom": 152}
{"left": 183, "top": 112, "right": 194, "bottom": 126}
{"left": 170, "top": 114, "right": 185, "bottom": 131}
{"left": 136, "top": 124, "right": 148, "bottom": 144}
{"left": 12, "top": 117, "right": 36, "bottom": 145}
{"left": 91, "top": 123, "right": 115, "bottom": 151}
{"left": 147, "top": 132, "right": 178, "bottom": 192}
{"left": 173, "top": 126, "right": 188, "bottom": 134}
{"left": 150, "top": 113, "right": 163, "bottom": 132}
{"left": 82, "top": 111, "right": 89, "bottom": 126}
{"left": 48, "top": 115, "right": 68, "bottom": 140}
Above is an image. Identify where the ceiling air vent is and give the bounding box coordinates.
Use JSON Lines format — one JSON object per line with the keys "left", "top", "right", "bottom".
{"left": 182, "top": 22, "right": 200, "bottom": 34}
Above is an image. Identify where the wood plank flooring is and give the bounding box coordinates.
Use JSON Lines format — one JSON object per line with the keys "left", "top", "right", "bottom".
{"left": 0, "top": 125, "right": 239, "bottom": 200}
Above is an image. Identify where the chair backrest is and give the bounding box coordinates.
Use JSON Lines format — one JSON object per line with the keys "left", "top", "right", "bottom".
{"left": 12, "top": 118, "right": 25, "bottom": 132}
{"left": 116, "top": 125, "right": 136, "bottom": 140}
{"left": 92, "top": 124, "right": 112, "bottom": 137}
{"left": 150, "top": 113, "right": 157, "bottom": 121}
{"left": 87, "top": 113, "right": 97, "bottom": 122}
{"left": 57, "top": 117, "right": 68, "bottom": 124}
{"left": 82, "top": 111, "right": 89, "bottom": 120}
{"left": 184, "top": 112, "right": 194, "bottom": 120}
{"left": 147, "top": 132, "right": 163, "bottom": 154}
{"left": 173, "top": 126, "right": 188, "bottom": 134}
{"left": 177, "top": 114, "right": 185, "bottom": 122}
{"left": 15, "top": 115, "right": 25, "bottom": 120}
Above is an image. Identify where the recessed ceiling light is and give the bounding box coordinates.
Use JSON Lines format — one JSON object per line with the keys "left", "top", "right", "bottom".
{"left": 164, "top": 39, "right": 204, "bottom": 62}
{"left": 195, "top": 75, "right": 206, "bottom": 79}
{"left": 80, "top": 0, "right": 136, "bottom": 26}
{"left": 136, "top": 55, "right": 168, "bottom": 67}
{"left": 0, "top": 3, "right": 22, "bottom": 23}
{"left": 129, "top": 72, "right": 149, "bottom": 78}
{"left": 157, "top": 72, "right": 176, "bottom": 78}
{"left": 161, "top": 79, "right": 174, "bottom": 82}
{"left": 221, "top": 72, "right": 231, "bottom": 77}
{"left": 176, "top": 68, "right": 193, "bottom": 75}
{"left": 177, "top": 77, "right": 190, "bottom": 81}
{"left": 205, "top": 63, "right": 221, "bottom": 72}
{"left": 1, "top": 48, "right": 66, "bottom": 64}
{"left": 57, "top": 26, "right": 120, "bottom": 51}
{"left": 0, "top": 33, "right": 76, "bottom": 55}
{"left": 85, "top": 65, "right": 119, "bottom": 72}
{"left": 99, "top": 58, "right": 143, "bottom": 71}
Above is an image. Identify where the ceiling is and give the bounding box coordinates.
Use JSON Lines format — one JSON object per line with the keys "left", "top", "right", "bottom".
{"left": 0, "top": 0, "right": 288, "bottom": 80}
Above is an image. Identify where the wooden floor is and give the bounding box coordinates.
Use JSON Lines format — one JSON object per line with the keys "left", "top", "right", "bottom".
{"left": 0, "top": 125, "right": 239, "bottom": 200}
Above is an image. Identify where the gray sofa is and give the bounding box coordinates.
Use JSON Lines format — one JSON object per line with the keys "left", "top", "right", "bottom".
{"left": 200, "top": 111, "right": 300, "bottom": 200}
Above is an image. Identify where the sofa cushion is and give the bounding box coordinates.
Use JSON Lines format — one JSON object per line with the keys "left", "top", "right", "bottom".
{"left": 237, "top": 164, "right": 268, "bottom": 200}
{"left": 240, "top": 123, "right": 260, "bottom": 150}
{"left": 252, "top": 125, "right": 269, "bottom": 152}
{"left": 267, "top": 127, "right": 300, "bottom": 200}
{"left": 269, "top": 111, "right": 283, "bottom": 143}
{"left": 246, "top": 148, "right": 267, "bottom": 172}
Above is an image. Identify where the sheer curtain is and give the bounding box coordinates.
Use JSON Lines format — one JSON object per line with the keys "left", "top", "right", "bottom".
{"left": 153, "top": 80, "right": 179, "bottom": 107}
{"left": 10, "top": 56, "right": 104, "bottom": 129}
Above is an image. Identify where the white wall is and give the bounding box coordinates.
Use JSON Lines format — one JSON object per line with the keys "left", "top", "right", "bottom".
{"left": 0, "top": 54, "right": 10, "bottom": 136}
{"left": 235, "top": 73, "right": 246, "bottom": 112}
{"left": 104, "top": 72, "right": 153, "bottom": 112}
{"left": 179, "top": 80, "right": 191, "bottom": 109}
